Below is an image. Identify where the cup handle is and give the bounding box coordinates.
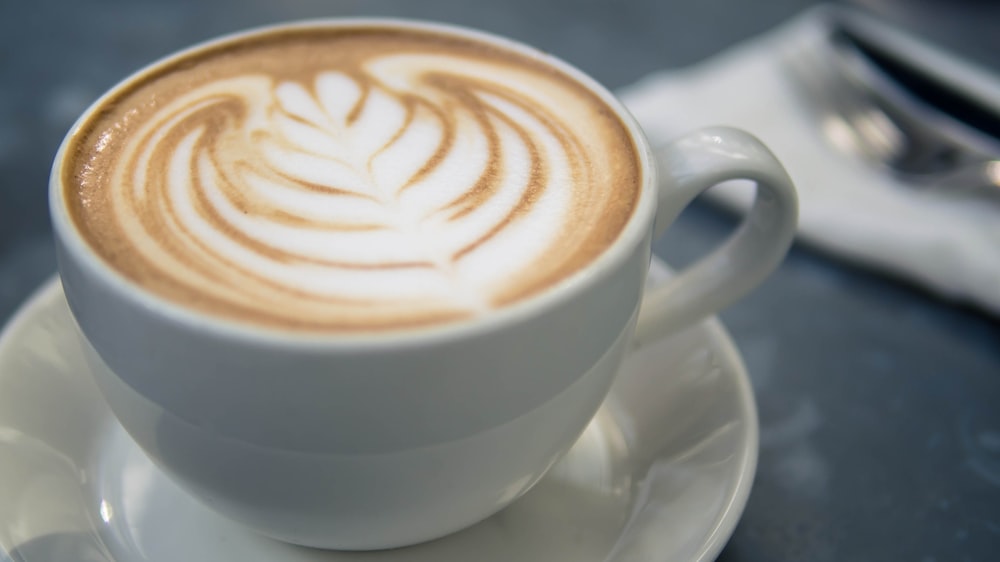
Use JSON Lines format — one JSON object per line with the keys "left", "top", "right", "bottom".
{"left": 632, "top": 127, "right": 799, "bottom": 348}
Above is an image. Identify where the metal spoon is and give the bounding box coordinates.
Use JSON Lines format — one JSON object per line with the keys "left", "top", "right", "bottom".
{"left": 782, "top": 11, "right": 1000, "bottom": 200}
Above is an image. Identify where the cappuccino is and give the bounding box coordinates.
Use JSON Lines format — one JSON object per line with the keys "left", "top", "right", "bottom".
{"left": 63, "top": 24, "right": 641, "bottom": 331}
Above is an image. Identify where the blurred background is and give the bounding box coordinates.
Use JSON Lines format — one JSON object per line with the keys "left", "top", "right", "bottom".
{"left": 1, "top": 1, "right": 999, "bottom": 560}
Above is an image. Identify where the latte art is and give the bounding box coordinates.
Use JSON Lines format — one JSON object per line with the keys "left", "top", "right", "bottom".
{"left": 65, "top": 26, "right": 641, "bottom": 331}
{"left": 118, "top": 62, "right": 575, "bottom": 307}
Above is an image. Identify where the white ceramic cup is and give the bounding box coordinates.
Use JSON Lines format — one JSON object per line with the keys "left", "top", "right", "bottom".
{"left": 50, "top": 19, "right": 797, "bottom": 551}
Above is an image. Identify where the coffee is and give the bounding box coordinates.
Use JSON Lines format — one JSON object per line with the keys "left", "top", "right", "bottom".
{"left": 63, "top": 24, "right": 641, "bottom": 332}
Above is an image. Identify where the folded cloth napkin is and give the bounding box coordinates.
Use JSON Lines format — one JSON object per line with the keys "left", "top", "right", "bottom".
{"left": 618, "top": 7, "right": 1000, "bottom": 315}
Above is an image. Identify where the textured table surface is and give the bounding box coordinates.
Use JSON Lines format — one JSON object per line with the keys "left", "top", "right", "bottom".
{"left": 2, "top": 1, "right": 999, "bottom": 560}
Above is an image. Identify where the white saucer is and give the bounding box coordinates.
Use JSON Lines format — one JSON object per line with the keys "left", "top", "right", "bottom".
{"left": 0, "top": 261, "right": 758, "bottom": 562}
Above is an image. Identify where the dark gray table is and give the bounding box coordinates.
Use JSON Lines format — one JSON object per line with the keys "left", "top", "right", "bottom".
{"left": 2, "top": 1, "right": 998, "bottom": 560}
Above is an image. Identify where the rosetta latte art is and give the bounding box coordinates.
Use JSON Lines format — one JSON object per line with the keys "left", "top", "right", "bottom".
{"left": 68, "top": 29, "right": 640, "bottom": 331}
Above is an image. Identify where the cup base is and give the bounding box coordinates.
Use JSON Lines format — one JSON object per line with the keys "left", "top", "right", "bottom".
{"left": 0, "top": 264, "right": 757, "bottom": 561}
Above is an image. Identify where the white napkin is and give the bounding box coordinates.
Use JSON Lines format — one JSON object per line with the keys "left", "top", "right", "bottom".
{"left": 618, "top": 9, "right": 1000, "bottom": 315}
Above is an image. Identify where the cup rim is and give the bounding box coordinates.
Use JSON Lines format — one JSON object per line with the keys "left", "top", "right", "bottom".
{"left": 49, "top": 17, "right": 659, "bottom": 351}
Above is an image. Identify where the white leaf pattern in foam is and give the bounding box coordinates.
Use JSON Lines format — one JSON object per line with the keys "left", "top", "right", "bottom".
{"left": 197, "top": 153, "right": 422, "bottom": 267}
{"left": 314, "top": 71, "right": 362, "bottom": 124}
{"left": 344, "top": 87, "right": 409, "bottom": 177}
{"left": 396, "top": 104, "right": 490, "bottom": 219}
{"left": 271, "top": 112, "right": 345, "bottom": 160}
{"left": 431, "top": 113, "right": 533, "bottom": 258}
{"left": 258, "top": 137, "right": 372, "bottom": 196}
{"left": 239, "top": 169, "right": 391, "bottom": 226}
{"left": 130, "top": 97, "right": 218, "bottom": 201}
{"left": 370, "top": 106, "right": 443, "bottom": 197}
{"left": 110, "top": 57, "right": 591, "bottom": 314}
{"left": 454, "top": 92, "right": 573, "bottom": 286}
{"left": 110, "top": 78, "right": 279, "bottom": 305}
{"left": 275, "top": 82, "right": 330, "bottom": 129}
{"left": 182, "top": 140, "right": 455, "bottom": 301}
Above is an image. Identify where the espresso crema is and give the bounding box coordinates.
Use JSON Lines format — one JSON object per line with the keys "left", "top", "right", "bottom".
{"left": 64, "top": 24, "right": 642, "bottom": 331}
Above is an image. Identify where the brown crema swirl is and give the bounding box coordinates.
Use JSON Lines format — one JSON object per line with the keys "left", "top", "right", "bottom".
{"left": 64, "top": 25, "right": 641, "bottom": 332}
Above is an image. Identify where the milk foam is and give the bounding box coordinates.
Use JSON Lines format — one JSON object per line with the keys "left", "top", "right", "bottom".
{"left": 67, "top": 27, "right": 640, "bottom": 331}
